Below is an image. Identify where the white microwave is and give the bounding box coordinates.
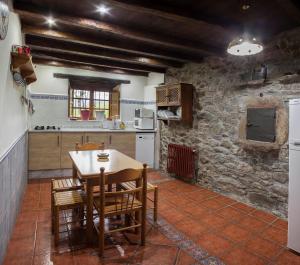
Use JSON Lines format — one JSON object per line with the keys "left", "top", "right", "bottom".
{"left": 135, "top": 108, "right": 154, "bottom": 118}
{"left": 134, "top": 118, "right": 154, "bottom": 130}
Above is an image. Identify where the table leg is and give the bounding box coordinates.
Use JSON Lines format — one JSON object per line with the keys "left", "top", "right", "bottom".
{"left": 86, "top": 179, "right": 94, "bottom": 244}
{"left": 72, "top": 164, "right": 77, "bottom": 179}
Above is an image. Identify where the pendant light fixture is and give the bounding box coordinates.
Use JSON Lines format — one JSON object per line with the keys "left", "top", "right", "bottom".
{"left": 227, "top": 35, "right": 263, "bottom": 56}
{"left": 227, "top": 1, "right": 263, "bottom": 56}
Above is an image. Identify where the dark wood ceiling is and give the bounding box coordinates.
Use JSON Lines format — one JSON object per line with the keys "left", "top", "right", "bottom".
{"left": 14, "top": 0, "right": 300, "bottom": 76}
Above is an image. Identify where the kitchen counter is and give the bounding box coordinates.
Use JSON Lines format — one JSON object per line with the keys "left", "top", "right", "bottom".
{"left": 28, "top": 128, "right": 157, "bottom": 133}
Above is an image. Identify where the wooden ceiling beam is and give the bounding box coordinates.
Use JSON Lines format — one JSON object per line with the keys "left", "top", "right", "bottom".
{"left": 16, "top": 9, "right": 220, "bottom": 56}
{"left": 25, "top": 35, "right": 183, "bottom": 68}
{"left": 102, "top": 0, "right": 237, "bottom": 38}
{"left": 53, "top": 73, "right": 131, "bottom": 84}
{"left": 30, "top": 49, "right": 166, "bottom": 73}
{"left": 23, "top": 25, "right": 204, "bottom": 62}
{"left": 32, "top": 58, "right": 149, "bottom": 77}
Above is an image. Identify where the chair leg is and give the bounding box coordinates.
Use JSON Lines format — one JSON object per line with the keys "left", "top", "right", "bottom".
{"left": 153, "top": 187, "right": 158, "bottom": 223}
{"left": 79, "top": 205, "right": 85, "bottom": 227}
{"left": 54, "top": 206, "right": 59, "bottom": 246}
{"left": 51, "top": 192, "right": 54, "bottom": 234}
{"left": 141, "top": 209, "right": 146, "bottom": 246}
{"left": 99, "top": 215, "right": 105, "bottom": 257}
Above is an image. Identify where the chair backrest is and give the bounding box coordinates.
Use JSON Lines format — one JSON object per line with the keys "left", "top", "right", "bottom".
{"left": 75, "top": 142, "right": 105, "bottom": 151}
{"left": 98, "top": 164, "right": 147, "bottom": 215}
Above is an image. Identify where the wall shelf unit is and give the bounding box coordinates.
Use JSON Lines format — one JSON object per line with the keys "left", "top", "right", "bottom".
{"left": 156, "top": 83, "right": 193, "bottom": 127}
{"left": 11, "top": 52, "right": 37, "bottom": 85}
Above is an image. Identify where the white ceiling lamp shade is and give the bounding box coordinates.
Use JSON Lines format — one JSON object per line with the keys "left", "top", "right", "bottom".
{"left": 227, "top": 36, "right": 263, "bottom": 56}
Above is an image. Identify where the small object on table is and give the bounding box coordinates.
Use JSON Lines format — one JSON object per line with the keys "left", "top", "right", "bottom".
{"left": 97, "top": 152, "right": 109, "bottom": 161}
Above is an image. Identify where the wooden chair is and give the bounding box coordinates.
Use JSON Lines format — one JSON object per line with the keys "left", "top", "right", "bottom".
{"left": 52, "top": 189, "right": 86, "bottom": 246}
{"left": 51, "top": 142, "right": 105, "bottom": 194}
{"left": 51, "top": 142, "right": 105, "bottom": 234}
{"left": 120, "top": 181, "right": 158, "bottom": 222}
{"left": 93, "top": 164, "right": 148, "bottom": 257}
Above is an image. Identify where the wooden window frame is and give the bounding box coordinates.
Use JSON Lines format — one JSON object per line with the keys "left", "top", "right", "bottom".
{"left": 68, "top": 87, "right": 112, "bottom": 120}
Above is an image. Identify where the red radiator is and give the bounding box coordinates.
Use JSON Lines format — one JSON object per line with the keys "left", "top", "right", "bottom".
{"left": 167, "top": 144, "right": 196, "bottom": 181}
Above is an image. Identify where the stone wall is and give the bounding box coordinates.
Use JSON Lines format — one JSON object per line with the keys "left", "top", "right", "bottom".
{"left": 160, "top": 28, "right": 300, "bottom": 218}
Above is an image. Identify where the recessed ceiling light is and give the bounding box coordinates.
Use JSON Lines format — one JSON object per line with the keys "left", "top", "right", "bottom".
{"left": 46, "top": 16, "right": 56, "bottom": 26}
{"left": 97, "top": 5, "right": 110, "bottom": 15}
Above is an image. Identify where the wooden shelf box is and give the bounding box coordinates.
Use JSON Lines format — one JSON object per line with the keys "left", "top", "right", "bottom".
{"left": 156, "top": 83, "right": 193, "bottom": 127}
{"left": 11, "top": 52, "right": 37, "bottom": 85}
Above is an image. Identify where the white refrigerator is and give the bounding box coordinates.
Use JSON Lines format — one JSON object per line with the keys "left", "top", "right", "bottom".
{"left": 288, "top": 98, "right": 300, "bottom": 253}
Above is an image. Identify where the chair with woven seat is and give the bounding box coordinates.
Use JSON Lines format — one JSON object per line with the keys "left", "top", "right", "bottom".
{"left": 51, "top": 142, "right": 105, "bottom": 234}
{"left": 120, "top": 181, "right": 158, "bottom": 222}
{"left": 94, "top": 164, "right": 148, "bottom": 257}
{"left": 51, "top": 142, "right": 105, "bottom": 194}
{"left": 52, "top": 189, "right": 86, "bottom": 246}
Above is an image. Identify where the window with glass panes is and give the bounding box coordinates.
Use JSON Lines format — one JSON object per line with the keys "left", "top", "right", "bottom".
{"left": 69, "top": 88, "right": 111, "bottom": 119}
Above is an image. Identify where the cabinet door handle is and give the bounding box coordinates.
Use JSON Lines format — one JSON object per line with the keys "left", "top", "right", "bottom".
{"left": 57, "top": 135, "right": 60, "bottom": 146}
{"left": 87, "top": 136, "right": 89, "bottom": 142}
{"left": 109, "top": 135, "right": 112, "bottom": 145}
{"left": 81, "top": 135, "right": 84, "bottom": 144}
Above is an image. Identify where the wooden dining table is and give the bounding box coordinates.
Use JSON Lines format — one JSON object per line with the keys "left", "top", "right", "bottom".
{"left": 69, "top": 149, "right": 144, "bottom": 243}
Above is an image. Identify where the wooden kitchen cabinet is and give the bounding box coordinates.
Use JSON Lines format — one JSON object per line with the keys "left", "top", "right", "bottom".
{"left": 28, "top": 131, "right": 137, "bottom": 170}
{"left": 85, "top": 132, "right": 109, "bottom": 147}
{"left": 60, "top": 132, "right": 84, "bottom": 169}
{"left": 109, "top": 133, "right": 136, "bottom": 158}
{"left": 29, "top": 133, "right": 61, "bottom": 170}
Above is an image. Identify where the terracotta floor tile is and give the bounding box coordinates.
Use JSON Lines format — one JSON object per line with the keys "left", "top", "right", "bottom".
{"left": 33, "top": 253, "right": 53, "bottom": 265}
{"left": 51, "top": 253, "right": 75, "bottom": 265}
{"left": 196, "top": 232, "right": 233, "bottom": 256}
{"left": 160, "top": 208, "right": 186, "bottom": 224}
{"left": 176, "top": 250, "right": 201, "bottom": 265}
{"left": 238, "top": 215, "right": 269, "bottom": 233}
{"left": 200, "top": 213, "right": 230, "bottom": 230}
{"left": 231, "top": 202, "right": 256, "bottom": 214}
{"left": 251, "top": 209, "right": 278, "bottom": 223}
{"left": 262, "top": 226, "right": 288, "bottom": 246}
{"left": 16, "top": 210, "right": 39, "bottom": 223}
{"left": 216, "top": 206, "right": 246, "bottom": 222}
{"left": 245, "top": 236, "right": 284, "bottom": 260}
{"left": 157, "top": 200, "right": 174, "bottom": 212}
{"left": 133, "top": 245, "right": 178, "bottom": 265}
{"left": 221, "top": 247, "right": 266, "bottom": 265}
{"left": 146, "top": 227, "right": 176, "bottom": 246}
{"left": 11, "top": 220, "right": 37, "bottom": 240}
{"left": 200, "top": 198, "right": 227, "bottom": 211}
{"left": 273, "top": 219, "right": 288, "bottom": 231}
{"left": 22, "top": 200, "right": 40, "bottom": 211}
{"left": 175, "top": 219, "right": 209, "bottom": 240}
{"left": 38, "top": 209, "right": 52, "bottom": 223}
{"left": 185, "top": 190, "right": 217, "bottom": 203}
{"left": 4, "top": 176, "right": 292, "bottom": 265}
{"left": 219, "top": 224, "right": 251, "bottom": 243}
{"left": 5, "top": 236, "right": 35, "bottom": 258}
{"left": 3, "top": 255, "right": 33, "bottom": 265}
{"left": 182, "top": 203, "right": 208, "bottom": 218}
{"left": 216, "top": 195, "right": 237, "bottom": 206}
{"left": 275, "top": 249, "right": 300, "bottom": 265}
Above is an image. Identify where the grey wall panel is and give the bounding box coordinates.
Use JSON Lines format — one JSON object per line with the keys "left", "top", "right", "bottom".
{"left": 0, "top": 133, "right": 28, "bottom": 265}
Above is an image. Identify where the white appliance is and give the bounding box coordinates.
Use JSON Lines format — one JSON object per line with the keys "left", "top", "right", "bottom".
{"left": 134, "top": 118, "right": 154, "bottom": 130}
{"left": 136, "top": 133, "right": 155, "bottom": 168}
{"left": 288, "top": 98, "right": 300, "bottom": 253}
{"left": 135, "top": 108, "right": 154, "bottom": 118}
